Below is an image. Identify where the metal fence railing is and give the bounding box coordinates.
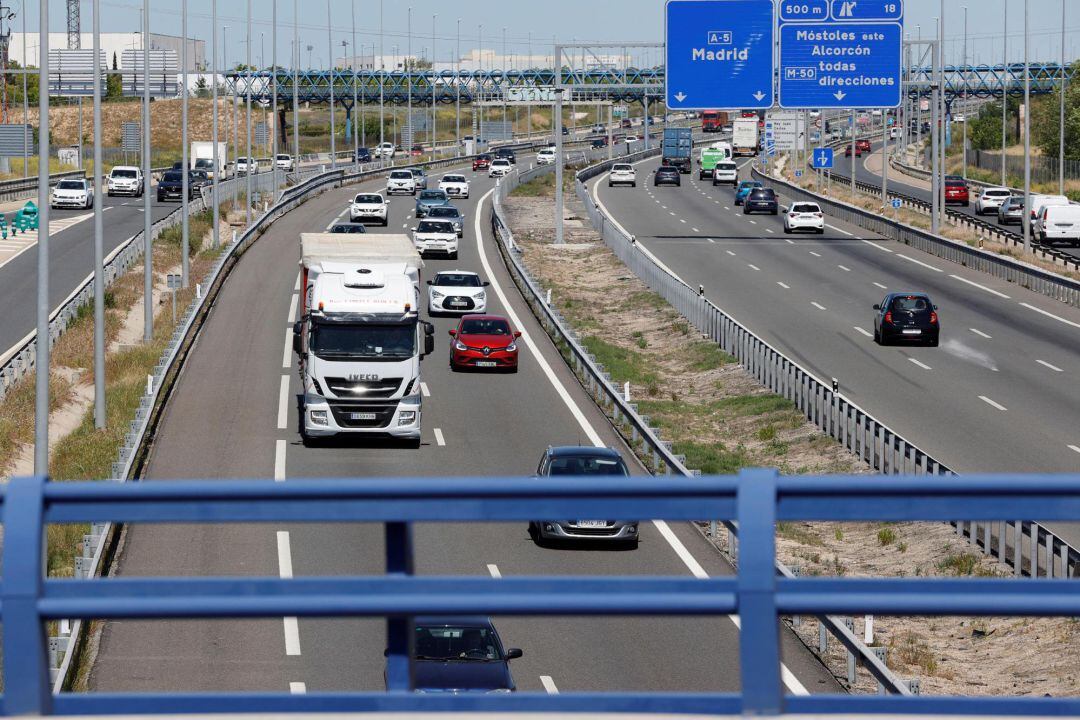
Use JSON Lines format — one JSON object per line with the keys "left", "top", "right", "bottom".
{"left": 491, "top": 160, "right": 910, "bottom": 697}
{"left": 569, "top": 154, "right": 1080, "bottom": 584}
{"left": 0, "top": 169, "right": 86, "bottom": 203}
{"left": 971, "top": 148, "right": 1080, "bottom": 186}
{"left": 4, "top": 472, "right": 1080, "bottom": 716}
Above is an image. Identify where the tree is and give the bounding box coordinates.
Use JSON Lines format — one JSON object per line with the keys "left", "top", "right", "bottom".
{"left": 967, "top": 96, "right": 1022, "bottom": 151}
{"left": 1031, "top": 60, "right": 1080, "bottom": 162}
{"left": 194, "top": 76, "right": 210, "bottom": 99}
{"left": 106, "top": 72, "right": 123, "bottom": 99}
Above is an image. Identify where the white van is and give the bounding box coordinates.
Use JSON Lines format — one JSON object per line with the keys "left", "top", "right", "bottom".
{"left": 1029, "top": 194, "right": 1070, "bottom": 223}
{"left": 1035, "top": 204, "right": 1080, "bottom": 246}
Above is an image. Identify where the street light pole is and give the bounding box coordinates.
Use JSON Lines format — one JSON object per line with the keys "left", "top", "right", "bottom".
{"left": 379, "top": 0, "right": 384, "bottom": 149}
{"left": 293, "top": 0, "right": 300, "bottom": 160}
{"left": 181, "top": 0, "right": 189, "bottom": 288}
{"left": 456, "top": 18, "right": 461, "bottom": 154}
{"left": 961, "top": 5, "right": 967, "bottom": 181}
{"left": 352, "top": 1, "right": 358, "bottom": 167}
{"left": 1059, "top": 0, "right": 1066, "bottom": 196}
{"left": 327, "top": 0, "right": 336, "bottom": 169}
{"left": 92, "top": 0, "right": 105, "bottom": 429}
{"left": 272, "top": 0, "right": 278, "bottom": 171}
{"left": 432, "top": 14, "right": 437, "bottom": 154}
{"left": 34, "top": 0, "right": 50, "bottom": 474}
{"left": 245, "top": 0, "right": 253, "bottom": 224}
{"left": 1022, "top": 0, "right": 1031, "bottom": 253}
{"left": 407, "top": 6, "right": 412, "bottom": 152}
{"left": 212, "top": 0, "right": 220, "bottom": 248}
{"left": 1001, "top": 0, "right": 1008, "bottom": 186}
{"left": 142, "top": 0, "right": 153, "bottom": 343}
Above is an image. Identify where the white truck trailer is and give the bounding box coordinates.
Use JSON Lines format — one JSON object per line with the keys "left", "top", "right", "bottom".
{"left": 191, "top": 141, "right": 229, "bottom": 180}
{"left": 293, "top": 234, "right": 433, "bottom": 446}
{"left": 732, "top": 118, "right": 759, "bottom": 157}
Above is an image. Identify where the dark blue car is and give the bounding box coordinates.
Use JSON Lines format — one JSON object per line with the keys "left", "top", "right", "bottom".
{"left": 394, "top": 616, "right": 522, "bottom": 693}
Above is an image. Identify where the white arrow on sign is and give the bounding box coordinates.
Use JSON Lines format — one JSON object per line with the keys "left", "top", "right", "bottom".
{"left": 753, "top": 91, "right": 766, "bottom": 101}
{"left": 834, "top": 90, "right": 847, "bottom": 101}
{"left": 675, "top": 92, "right": 687, "bottom": 102}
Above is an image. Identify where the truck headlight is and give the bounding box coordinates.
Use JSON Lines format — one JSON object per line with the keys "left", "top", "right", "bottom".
{"left": 397, "top": 410, "right": 417, "bottom": 426}
{"left": 310, "top": 410, "right": 329, "bottom": 426}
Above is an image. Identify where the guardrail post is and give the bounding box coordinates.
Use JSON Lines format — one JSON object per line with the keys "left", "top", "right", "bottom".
{"left": 384, "top": 521, "right": 416, "bottom": 692}
{"left": 2, "top": 474, "right": 52, "bottom": 714}
{"left": 843, "top": 617, "right": 857, "bottom": 684}
{"left": 736, "top": 468, "right": 782, "bottom": 715}
{"left": 1014, "top": 521, "right": 1023, "bottom": 576}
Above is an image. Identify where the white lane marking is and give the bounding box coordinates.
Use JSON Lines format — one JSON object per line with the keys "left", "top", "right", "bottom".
{"left": 289, "top": 682, "right": 307, "bottom": 694}
{"left": 679, "top": 218, "right": 687, "bottom": 224}
{"left": 487, "top": 564, "right": 502, "bottom": 579}
{"left": 692, "top": 227, "right": 700, "bottom": 233}
{"left": 979, "top": 395, "right": 1008, "bottom": 412}
{"left": 837, "top": 264, "right": 851, "bottom": 272}
{"left": 853, "top": 327, "right": 873, "bottom": 337}
{"left": 811, "top": 301, "right": 827, "bottom": 310}
{"left": 861, "top": 238, "right": 894, "bottom": 253}
{"left": 723, "top": 206, "right": 730, "bottom": 210}
{"left": 784, "top": 238, "right": 795, "bottom": 245}
{"left": 420, "top": 382, "right": 431, "bottom": 397}
{"left": 282, "top": 330, "right": 293, "bottom": 369}
{"left": 276, "top": 531, "right": 302, "bottom": 656}
{"left": 873, "top": 282, "right": 888, "bottom": 290}
{"left": 1070, "top": 445, "right": 1080, "bottom": 455}
{"left": 765, "top": 228, "right": 774, "bottom": 234}
{"left": 809, "top": 251, "right": 822, "bottom": 257}
{"left": 294, "top": 271, "right": 301, "bottom": 291}
{"left": 433, "top": 428, "right": 446, "bottom": 446}
{"left": 748, "top": 220, "right": 757, "bottom": 225}
{"left": 948, "top": 274, "right": 1011, "bottom": 299}
{"left": 1020, "top": 302, "right": 1080, "bottom": 330}
{"left": 274, "top": 439, "right": 287, "bottom": 481}
{"left": 897, "top": 254, "right": 943, "bottom": 273}
{"left": 475, "top": 188, "right": 603, "bottom": 447}
{"left": 1036, "top": 359, "right": 1064, "bottom": 372}
{"left": 661, "top": 205, "right": 667, "bottom": 210}
{"left": 277, "top": 375, "right": 290, "bottom": 430}
{"left": 287, "top": 293, "right": 299, "bottom": 322}
{"left": 540, "top": 676, "right": 559, "bottom": 694}
{"left": 909, "top": 358, "right": 932, "bottom": 370}
{"left": 726, "top": 250, "right": 736, "bottom": 257}
{"left": 826, "top": 224, "right": 854, "bottom": 237}
{"left": 777, "top": 282, "right": 790, "bottom": 289}
{"left": 707, "top": 238, "right": 716, "bottom": 243}
{"left": 970, "top": 328, "right": 992, "bottom": 339}
{"left": 747, "top": 264, "right": 761, "bottom": 272}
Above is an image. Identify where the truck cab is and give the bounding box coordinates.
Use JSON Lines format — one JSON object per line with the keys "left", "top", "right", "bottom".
{"left": 294, "top": 259, "right": 434, "bottom": 447}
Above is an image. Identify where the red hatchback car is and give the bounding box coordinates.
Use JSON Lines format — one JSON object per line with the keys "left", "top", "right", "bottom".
{"left": 449, "top": 315, "right": 521, "bottom": 372}
{"left": 944, "top": 180, "right": 969, "bottom": 206}
{"left": 472, "top": 154, "right": 493, "bottom": 172}
{"left": 856, "top": 139, "right": 872, "bottom": 154}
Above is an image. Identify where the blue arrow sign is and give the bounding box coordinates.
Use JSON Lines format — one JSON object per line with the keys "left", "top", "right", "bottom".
{"left": 831, "top": 0, "right": 903, "bottom": 21}
{"left": 778, "top": 17, "right": 903, "bottom": 109}
{"left": 812, "top": 147, "right": 835, "bottom": 169}
{"left": 891, "top": 198, "right": 903, "bottom": 209}
{"left": 795, "top": 170, "right": 803, "bottom": 178}
{"left": 665, "top": 0, "right": 775, "bottom": 110}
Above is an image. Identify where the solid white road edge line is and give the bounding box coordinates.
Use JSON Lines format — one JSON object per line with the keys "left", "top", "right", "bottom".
{"left": 897, "top": 254, "right": 943, "bottom": 273}
{"left": 861, "top": 239, "right": 894, "bottom": 253}
{"left": 277, "top": 375, "right": 290, "bottom": 430}
{"left": 276, "top": 531, "right": 302, "bottom": 656}
{"left": 294, "top": 270, "right": 302, "bottom": 291}
{"left": 826, "top": 224, "right": 853, "bottom": 237}
{"left": 476, "top": 185, "right": 810, "bottom": 697}
{"left": 853, "top": 327, "right": 873, "bottom": 337}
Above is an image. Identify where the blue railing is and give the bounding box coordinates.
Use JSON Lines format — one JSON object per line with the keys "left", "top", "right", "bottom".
{"left": 3, "top": 471, "right": 1080, "bottom": 716}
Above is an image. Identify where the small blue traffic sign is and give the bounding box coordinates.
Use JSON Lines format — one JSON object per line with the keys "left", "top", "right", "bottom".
{"left": 832, "top": 0, "right": 903, "bottom": 21}
{"left": 795, "top": 170, "right": 803, "bottom": 178}
{"left": 891, "top": 198, "right": 902, "bottom": 209}
{"left": 665, "top": 0, "right": 775, "bottom": 110}
{"left": 812, "top": 147, "right": 834, "bottom": 169}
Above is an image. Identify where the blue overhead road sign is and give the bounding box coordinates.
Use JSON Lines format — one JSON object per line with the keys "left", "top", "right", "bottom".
{"left": 665, "top": 0, "right": 775, "bottom": 111}
{"left": 812, "top": 147, "right": 834, "bottom": 169}
{"left": 778, "top": 0, "right": 904, "bottom": 110}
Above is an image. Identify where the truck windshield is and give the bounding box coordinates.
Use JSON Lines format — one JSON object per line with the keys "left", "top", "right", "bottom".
{"left": 311, "top": 322, "right": 416, "bottom": 361}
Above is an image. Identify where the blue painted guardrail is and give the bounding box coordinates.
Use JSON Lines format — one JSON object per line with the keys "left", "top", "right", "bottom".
{"left": 3, "top": 472, "right": 1080, "bottom": 716}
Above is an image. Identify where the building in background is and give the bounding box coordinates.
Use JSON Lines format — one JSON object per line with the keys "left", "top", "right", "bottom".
{"left": 8, "top": 32, "right": 204, "bottom": 71}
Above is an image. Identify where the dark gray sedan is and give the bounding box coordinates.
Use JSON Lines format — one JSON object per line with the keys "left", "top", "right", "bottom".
{"left": 426, "top": 205, "right": 466, "bottom": 237}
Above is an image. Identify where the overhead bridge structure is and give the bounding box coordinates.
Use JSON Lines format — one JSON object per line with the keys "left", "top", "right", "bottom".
{"left": 225, "top": 62, "right": 1075, "bottom": 108}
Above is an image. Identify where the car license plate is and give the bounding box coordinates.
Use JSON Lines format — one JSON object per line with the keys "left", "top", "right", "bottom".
{"left": 475, "top": 361, "right": 497, "bottom": 367}
{"left": 902, "top": 329, "right": 922, "bottom": 335}
{"left": 348, "top": 412, "right": 378, "bottom": 420}
{"left": 577, "top": 520, "right": 607, "bottom": 528}
{"left": 447, "top": 300, "right": 467, "bottom": 307}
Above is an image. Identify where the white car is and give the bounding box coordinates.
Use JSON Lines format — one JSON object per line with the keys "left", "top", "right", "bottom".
{"left": 386, "top": 169, "right": 417, "bottom": 196}
{"left": 624, "top": 135, "right": 642, "bottom": 145}
{"left": 236, "top": 157, "right": 257, "bottom": 175}
{"left": 438, "top": 174, "right": 470, "bottom": 199}
{"left": 608, "top": 164, "right": 637, "bottom": 188}
{"left": 275, "top": 154, "right": 295, "bottom": 171}
{"left": 889, "top": 127, "right": 899, "bottom": 140}
{"left": 107, "top": 166, "right": 143, "bottom": 197}
{"left": 413, "top": 219, "right": 459, "bottom": 259}
{"left": 374, "top": 142, "right": 396, "bottom": 159}
{"left": 488, "top": 158, "right": 513, "bottom": 178}
{"left": 783, "top": 202, "right": 825, "bottom": 234}
{"left": 426, "top": 270, "right": 489, "bottom": 315}
{"left": 711, "top": 160, "right": 738, "bottom": 187}
{"left": 50, "top": 178, "right": 94, "bottom": 209}
{"left": 536, "top": 148, "right": 557, "bottom": 165}
{"left": 974, "top": 187, "right": 1013, "bottom": 215}
{"left": 349, "top": 192, "right": 388, "bottom": 225}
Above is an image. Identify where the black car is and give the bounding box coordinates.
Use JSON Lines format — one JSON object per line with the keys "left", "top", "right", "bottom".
{"left": 399, "top": 616, "right": 522, "bottom": 693}
{"left": 873, "top": 293, "right": 940, "bottom": 347}
{"left": 529, "top": 446, "right": 639, "bottom": 548}
{"left": 561, "top": 126, "right": 570, "bottom": 135}
{"left": 330, "top": 223, "right": 367, "bottom": 234}
{"left": 189, "top": 170, "right": 211, "bottom": 194}
{"left": 356, "top": 147, "right": 372, "bottom": 162}
{"left": 654, "top": 166, "right": 681, "bottom": 187}
{"left": 494, "top": 147, "right": 517, "bottom": 165}
{"left": 743, "top": 188, "right": 778, "bottom": 215}
{"left": 590, "top": 137, "right": 608, "bottom": 149}
{"left": 156, "top": 170, "right": 196, "bottom": 202}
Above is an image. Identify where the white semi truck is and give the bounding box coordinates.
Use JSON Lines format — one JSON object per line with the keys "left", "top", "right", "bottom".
{"left": 732, "top": 118, "right": 759, "bottom": 157}
{"left": 293, "top": 234, "right": 434, "bottom": 446}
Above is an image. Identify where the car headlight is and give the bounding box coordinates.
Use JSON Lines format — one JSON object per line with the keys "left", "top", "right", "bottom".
{"left": 473, "top": 292, "right": 486, "bottom": 301}
{"left": 431, "top": 290, "right": 444, "bottom": 299}
{"left": 505, "top": 341, "right": 517, "bottom": 352}
{"left": 454, "top": 341, "right": 467, "bottom": 351}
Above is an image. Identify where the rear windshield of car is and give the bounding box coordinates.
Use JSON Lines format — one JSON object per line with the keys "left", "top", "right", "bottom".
{"left": 749, "top": 189, "right": 776, "bottom": 199}
{"left": 612, "top": 165, "right": 633, "bottom": 172}
{"left": 891, "top": 296, "right": 932, "bottom": 313}
{"left": 945, "top": 181, "right": 966, "bottom": 188}
{"left": 57, "top": 180, "right": 85, "bottom": 189}
{"left": 547, "top": 455, "right": 628, "bottom": 476}
{"left": 460, "top": 318, "right": 511, "bottom": 335}
{"left": 111, "top": 169, "right": 138, "bottom": 178}
{"left": 420, "top": 190, "right": 446, "bottom": 200}
{"left": 276, "top": 155, "right": 291, "bottom": 160}
{"left": 434, "top": 273, "right": 481, "bottom": 287}
{"left": 717, "top": 162, "right": 737, "bottom": 171}
{"left": 739, "top": 181, "right": 762, "bottom": 189}
{"left": 390, "top": 171, "right": 412, "bottom": 179}
{"left": 442, "top": 175, "right": 465, "bottom": 183}
{"left": 792, "top": 203, "right": 820, "bottom": 213}
{"left": 986, "top": 189, "right": 1012, "bottom": 197}
{"left": 417, "top": 221, "right": 454, "bottom": 234}
{"left": 354, "top": 194, "right": 382, "bottom": 204}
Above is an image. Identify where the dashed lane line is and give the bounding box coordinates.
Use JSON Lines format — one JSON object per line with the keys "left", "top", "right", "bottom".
{"left": 1036, "top": 360, "right": 1064, "bottom": 372}
{"left": 540, "top": 676, "right": 559, "bottom": 694}
{"left": 289, "top": 683, "right": 307, "bottom": 694}
{"left": 948, "top": 274, "right": 1011, "bottom": 299}
{"left": 837, "top": 264, "right": 851, "bottom": 272}
{"left": 873, "top": 282, "right": 888, "bottom": 290}
{"left": 853, "top": 327, "right": 873, "bottom": 338}
{"left": 747, "top": 264, "right": 761, "bottom": 272}
{"left": 487, "top": 564, "right": 502, "bottom": 579}
{"left": 811, "top": 301, "right": 827, "bottom": 310}
{"left": 979, "top": 395, "right": 1008, "bottom": 412}
{"left": 433, "top": 428, "right": 446, "bottom": 446}
{"left": 1019, "top": 302, "right": 1080, "bottom": 330}
{"left": 277, "top": 376, "right": 290, "bottom": 430}
{"left": 970, "top": 328, "right": 992, "bottom": 339}
{"left": 909, "top": 358, "right": 932, "bottom": 370}
{"left": 777, "top": 282, "right": 790, "bottom": 289}
{"left": 276, "top": 531, "right": 302, "bottom": 656}
{"left": 274, "top": 440, "right": 286, "bottom": 481}
{"left": 420, "top": 382, "right": 431, "bottom": 397}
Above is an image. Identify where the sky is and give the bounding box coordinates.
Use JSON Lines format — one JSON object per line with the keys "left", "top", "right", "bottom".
{"left": 12, "top": 0, "right": 1080, "bottom": 68}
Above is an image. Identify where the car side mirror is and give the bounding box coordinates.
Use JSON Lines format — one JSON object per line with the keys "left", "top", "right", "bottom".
{"left": 933, "top": 305, "right": 939, "bottom": 311}
{"left": 873, "top": 304, "right": 881, "bottom": 310}
{"left": 411, "top": 227, "right": 417, "bottom": 232}
{"left": 513, "top": 331, "right": 522, "bottom": 338}
{"left": 448, "top": 329, "right": 457, "bottom": 337}
{"left": 292, "top": 320, "right": 303, "bottom": 354}
{"left": 423, "top": 324, "right": 435, "bottom": 356}
{"left": 506, "top": 648, "right": 523, "bottom": 660}
{"left": 426, "top": 280, "right": 432, "bottom": 285}
{"left": 482, "top": 281, "right": 490, "bottom": 287}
